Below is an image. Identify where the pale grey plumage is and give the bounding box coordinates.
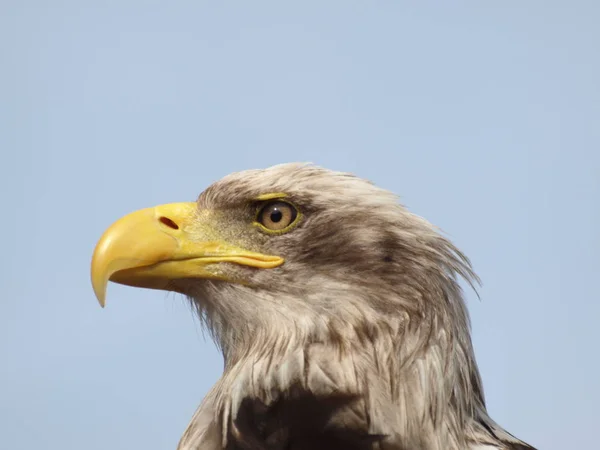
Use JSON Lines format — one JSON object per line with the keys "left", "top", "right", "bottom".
{"left": 165, "top": 163, "right": 534, "bottom": 450}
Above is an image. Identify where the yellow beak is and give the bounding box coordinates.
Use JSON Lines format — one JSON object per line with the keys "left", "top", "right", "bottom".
{"left": 91, "top": 202, "right": 284, "bottom": 307}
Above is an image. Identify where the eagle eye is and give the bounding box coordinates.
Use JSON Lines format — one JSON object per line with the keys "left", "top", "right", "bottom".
{"left": 256, "top": 201, "right": 299, "bottom": 233}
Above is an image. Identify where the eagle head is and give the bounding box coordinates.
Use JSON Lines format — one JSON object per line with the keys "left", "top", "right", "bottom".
{"left": 91, "top": 163, "right": 534, "bottom": 450}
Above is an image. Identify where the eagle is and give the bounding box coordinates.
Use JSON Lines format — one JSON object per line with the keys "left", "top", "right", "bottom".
{"left": 91, "top": 163, "right": 535, "bottom": 450}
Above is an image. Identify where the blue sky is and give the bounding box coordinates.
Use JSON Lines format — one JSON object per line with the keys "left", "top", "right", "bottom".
{"left": 1, "top": 2, "right": 598, "bottom": 449}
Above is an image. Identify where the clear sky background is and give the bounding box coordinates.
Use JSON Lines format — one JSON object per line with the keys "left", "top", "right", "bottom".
{"left": 1, "top": 2, "right": 598, "bottom": 449}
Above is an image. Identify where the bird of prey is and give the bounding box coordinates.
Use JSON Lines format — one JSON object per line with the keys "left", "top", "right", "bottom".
{"left": 91, "top": 163, "right": 535, "bottom": 450}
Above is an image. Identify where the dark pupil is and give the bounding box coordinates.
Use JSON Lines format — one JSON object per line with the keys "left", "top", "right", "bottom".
{"left": 270, "top": 208, "right": 283, "bottom": 223}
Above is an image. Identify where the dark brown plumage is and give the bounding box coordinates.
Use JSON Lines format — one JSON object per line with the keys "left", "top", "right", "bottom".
{"left": 228, "top": 385, "right": 385, "bottom": 450}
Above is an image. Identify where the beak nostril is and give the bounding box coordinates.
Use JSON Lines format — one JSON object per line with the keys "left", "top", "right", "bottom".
{"left": 159, "top": 216, "right": 179, "bottom": 230}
